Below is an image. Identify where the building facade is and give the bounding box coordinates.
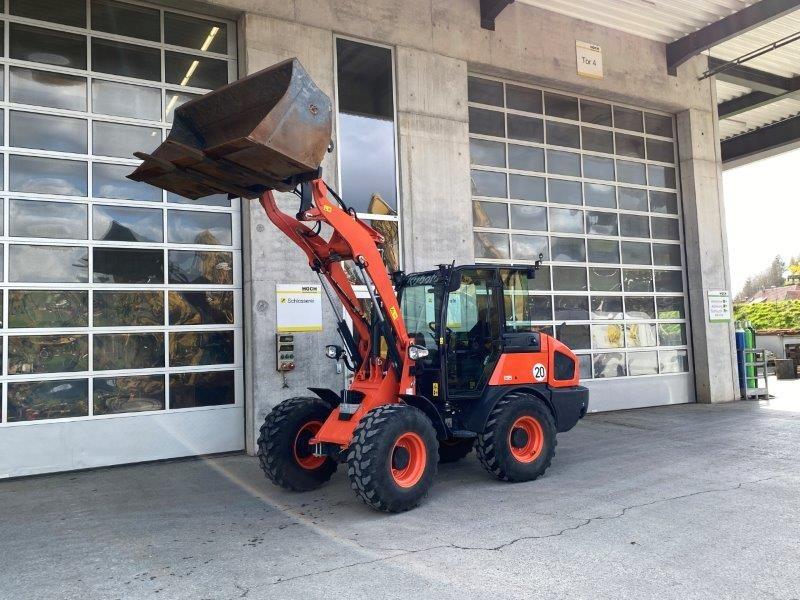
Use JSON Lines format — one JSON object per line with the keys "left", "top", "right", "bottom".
{"left": 0, "top": 0, "right": 739, "bottom": 476}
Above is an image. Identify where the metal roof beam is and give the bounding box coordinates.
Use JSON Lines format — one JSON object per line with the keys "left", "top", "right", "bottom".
{"left": 480, "top": 0, "right": 514, "bottom": 30}
{"left": 666, "top": 0, "right": 800, "bottom": 73}
{"left": 721, "top": 113, "right": 800, "bottom": 163}
{"left": 709, "top": 57, "right": 791, "bottom": 95}
{"left": 718, "top": 83, "right": 800, "bottom": 119}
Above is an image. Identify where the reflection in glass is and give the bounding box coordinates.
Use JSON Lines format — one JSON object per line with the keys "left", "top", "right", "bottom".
{"left": 165, "top": 91, "right": 200, "bottom": 123}
{"left": 168, "top": 210, "right": 232, "bottom": 245}
{"left": 11, "top": 67, "right": 87, "bottom": 111}
{"left": 169, "top": 250, "right": 233, "bottom": 284}
{"left": 10, "top": 111, "right": 87, "bottom": 153}
{"left": 554, "top": 296, "right": 589, "bottom": 320}
{"left": 650, "top": 191, "right": 678, "bottom": 214}
{"left": 93, "top": 333, "right": 165, "bottom": 370}
{"left": 552, "top": 266, "right": 587, "bottom": 291}
{"left": 545, "top": 93, "right": 579, "bottom": 120}
{"left": 11, "top": 0, "right": 86, "bottom": 26}
{"left": 655, "top": 270, "right": 683, "bottom": 293}
{"left": 620, "top": 214, "right": 650, "bottom": 238}
{"left": 652, "top": 217, "right": 680, "bottom": 240}
{"left": 660, "top": 349, "right": 688, "bottom": 373}
{"left": 468, "top": 77, "right": 503, "bottom": 106}
{"left": 91, "top": 38, "right": 160, "bottom": 81}
{"left": 657, "top": 296, "right": 685, "bottom": 319}
{"left": 473, "top": 201, "right": 508, "bottom": 229}
{"left": 506, "top": 85, "right": 542, "bottom": 113}
{"left": 646, "top": 113, "right": 674, "bottom": 137}
{"left": 93, "top": 375, "right": 165, "bottom": 415}
{"left": 591, "top": 296, "right": 623, "bottom": 319}
{"left": 93, "top": 205, "right": 163, "bottom": 242}
{"left": 625, "top": 296, "right": 656, "bottom": 319}
{"left": 504, "top": 294, "right": 552, "bottom": 324}
{"left": 474, "top": 232, "right": 509, "bottom": 259}
{"left": 509, "top": 175, "right": 545, "bottom": 201}
{"left": 8, "top": 334, "right": 88, "bottom": 374}
{"left": 165, "top": 52, "right": 228, "bottom": 90}
{"left": 92, "top": 0, "right": 160, "bottom": 41}
{"left": 587, "top": 239, "right": 619, "bottom": 263}
{"left": 170, "top": 331, "right": 234, "bottom": 366}
{"left": 547, "top": 121, "right": 580, "bottom": 148}
{"left": 10, "top": 155, "right": 87, "bottom": 196}
{"left": 471, "top": 170, "right": 507, "bottom": 197}
{"left": 615, "top": 133, "right": 645, "bottom": 159}
{"left": 7, "top": 379, "right": 88, "bottom": 422}
{"left": 512, "top": 235, "right": 548, "bottom": 261}
{"left": 547, "top": 150, "right": 580, "bottom": 176}
{"left": 580, "top": 100, "right": 612, "bottom": 126}
{"left": 593, "top": 352, "right": 626, "bottom": 377}
{"left": 170, "top": 370, "right": 235, "bottom": 408}
{"left": 10, "top": 199, "right": 87, "bottom": 239}
{"left": 658, "top": 323, "right": 686, "bottom": 346}
{"left": 583, "top": 155, "right": 614, "bottom": 181}
{"left": 586, "top": 211, "right": 618, "bottom": 235}
{"left": 548, "top": 179, "right": 582, "bottom": 205}
{"left": 508, "top": 144, "right": 544, "bottom": 172}
{"left": 616, "top": 160, "right": 646, "bottom": 185}
{"left": 550, "top": 208, "right": 583, "bottom": 233}
{"left": 93, "top": 248, "right": 164, "bottom": 284}
{"left": 94, "top": 291, "right": 164, "bottom": 326}
{"left": 590, "top": 267, "right": 621, "bottom": 292}
{"left": 646, "top": 138, "right": 675, "bottom": 163}
{"left": 470, "top": 139, "right": 505, "bottom": 168}
{"left": 169, "top": 291, "right": 234, "bottom": 325}
{"left": 92, "top": 79, "right": 161, "bottom": 121}
{"left": 337, "top": 39, "right": 396, "bottom": 215}
{"left": 510, "top": 204, "right": 546, "bottom": 231}
{"left": 618, "top": 187, "right": 648, "bottom": 211}
{"left": 93, "top": 121, "right": 161, "bottom": 158}
{"left": 504, "top": 265, "right": 550, "bottom": 292}
{"left": 507, "top": 114, "right": 543, "bottom": 142}
{"left": 10, "top": 245, "right": 88, "bottom": 283}
{"left": 653, "top": 243, "right": 682, "bottom": 266}
{"left": 614, "top": 107, "right": 643, "bottom": 132}
{"left": 165, "top": 12, "right": 228, "bottom": 53}
{"left": 9, "top": 290, "right": 88, "bottom": 328}
{"left": 581, "top": 127, "right": 613, "bottom": 153}
{"left": 621, "top": 241, "right": 652, "bottom": 265}
{"left": 10, "top": 24, "right": 86, "bottom": 69}
{"left": 551, "top": 237, "right": 585, "bottom": 262}
{"left": 592, "top": 324, "right": 624, "bottom": 349}
{"left": 468, "top": 107, "right": 504, "bottom": 136}
{"left": 368, "top": 218, "right": 400, "bottom": 274}
{"left": 579, "top": 354, "right": 592, "bottom": 379}
{"left": 648, "top": 164, "right": 676, "bottom": 188}
{"left": 167, "top": 191, "right": 231, "bottom": 207}
{"left": 556, "top": 324, "right": 590, "bottom": 350}
{"left": 628, "top": 351, "right": 659, "bottom": 376}
{"left": 93, "top": 163, "right": 162, "bottom": 202}
{"left": 623, "top": 269, "right": 653, "bottom": 292}
{"left": 584, "top": 183, "right": 615, "bottom": 208}
{"left": 625, "top": 323, "right": 657, "bottom": 347}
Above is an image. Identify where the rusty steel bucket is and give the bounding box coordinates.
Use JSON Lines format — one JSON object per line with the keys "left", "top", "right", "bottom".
{"left": 128, "top": 58, "right": 332, "bottom": 199}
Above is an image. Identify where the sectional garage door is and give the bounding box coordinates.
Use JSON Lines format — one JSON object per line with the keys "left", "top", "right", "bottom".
{"left": 467, "top": 74, "right": 695, "bottom": 411}
{"left": 0, "top": 1, "right": 243, "bottom": 476}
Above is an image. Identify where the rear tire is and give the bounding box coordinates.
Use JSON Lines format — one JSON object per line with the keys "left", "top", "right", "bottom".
{"left": 476, "top": 394, "right": 556, "bottom": 482}
{"left": 347, "top": 404, "right": 438, "bottom": 512}
{"left": 438, "top": 438, "right": 475, "bottom": 463}
{"left": 257, "top": 396, "right": 337, "bottom": 492}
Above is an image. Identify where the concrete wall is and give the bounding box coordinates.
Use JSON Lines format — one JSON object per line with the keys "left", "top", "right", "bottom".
{"left": 186, "top": 0, "right": 740, "bottom": 448}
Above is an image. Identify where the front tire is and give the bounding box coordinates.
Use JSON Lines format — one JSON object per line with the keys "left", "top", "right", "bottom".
{"left": 347, "top": 404, "right": 438, "bottom": 512}
{"left": 476, "top": 394, "right": 556, "bottom": 482}
{"left": 257, "top": 396, "right": 337, "bottom": 492}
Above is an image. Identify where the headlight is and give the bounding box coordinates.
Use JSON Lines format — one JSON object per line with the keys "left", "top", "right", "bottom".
{"left": 408, "top": 344, "right": 429, "bottom": 361}
{"left": 325, "top": 345, "right": 340, "bottom": 359}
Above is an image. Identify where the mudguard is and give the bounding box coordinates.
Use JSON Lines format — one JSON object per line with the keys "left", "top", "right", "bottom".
{"left": 399, "top": 394, "right": 450, "bottom": 439}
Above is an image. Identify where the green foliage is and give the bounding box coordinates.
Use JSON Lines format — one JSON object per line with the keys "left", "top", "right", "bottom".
{"left": 734, "top": 300, "right": 800, "bottom": 331}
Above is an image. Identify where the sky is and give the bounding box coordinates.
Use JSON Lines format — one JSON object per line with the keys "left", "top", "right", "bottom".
{"left": 722, "top": 147, "right": 800, "bottom": 296}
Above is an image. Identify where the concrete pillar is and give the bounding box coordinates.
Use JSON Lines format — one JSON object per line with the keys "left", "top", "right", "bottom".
{"left": 395, "top": 47, "right": 473, "bottom": 271}
{"left": 240, "top": 14, "right": 342, "bottom": 453}
{"left": 677, "top": 107, "right": 739, "bottom": 403}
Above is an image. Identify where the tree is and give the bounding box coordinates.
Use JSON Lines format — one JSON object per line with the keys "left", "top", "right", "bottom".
{"left": 735, "top": 255, "right": 787, "bottom": 301}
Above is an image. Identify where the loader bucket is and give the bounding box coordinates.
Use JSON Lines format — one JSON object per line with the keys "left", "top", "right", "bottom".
{"left": 128, "top": 58, "right": 332, "bottom": 199}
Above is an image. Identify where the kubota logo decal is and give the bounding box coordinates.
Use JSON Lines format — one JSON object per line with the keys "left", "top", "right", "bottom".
{"left": 322, "top": 205, "right": 332, "bottom": 212}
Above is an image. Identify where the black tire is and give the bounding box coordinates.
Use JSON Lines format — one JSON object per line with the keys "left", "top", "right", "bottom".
{"left": 475, "top": 394, "right": 557, "bottom": 482}
{"left": 347, "top": 404, "right": 438, "bottom": 513}
{"left": 438, "top": 438, "right": 475, "bottom": 463}
{"left": 257, "top": 396, "right": 337, "bottom": 492}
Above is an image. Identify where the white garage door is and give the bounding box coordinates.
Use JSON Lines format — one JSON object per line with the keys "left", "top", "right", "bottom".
{"left": 0, "top": 1, "right": 243, "bottom": 477}
{"left": 467, "top": 74, "right": 695, "bottom": 411}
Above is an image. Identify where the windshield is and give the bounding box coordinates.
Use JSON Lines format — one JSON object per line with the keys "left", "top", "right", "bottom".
{"left": 399, "top": 273, "right": 442, "bottom": 359}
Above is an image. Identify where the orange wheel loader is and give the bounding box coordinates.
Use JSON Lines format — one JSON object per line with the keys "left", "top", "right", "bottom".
{"left": 129, "top": 58, "right": 589, "bottom": 512}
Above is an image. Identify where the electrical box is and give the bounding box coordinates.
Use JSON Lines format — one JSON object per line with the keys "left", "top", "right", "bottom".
{"left": 277, "top": 333, "right": 295, "bottom": 371}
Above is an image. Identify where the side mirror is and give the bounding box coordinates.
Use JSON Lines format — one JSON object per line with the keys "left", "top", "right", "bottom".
{"left": 448, "top": 271, "right": 462, "bottom": 292}
{"left": 408, "top": 344, "right": 430, "bottom": 361}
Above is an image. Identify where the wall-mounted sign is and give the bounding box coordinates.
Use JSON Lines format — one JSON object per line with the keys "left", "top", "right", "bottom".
{"left": 276, "top": 284, "right": 322, "bottom": 332}
{"left": 707, "top": 290, "right": 731, "bottom": 323}
{"left": 576, "top": 41, "right": 603, "bottom": 79}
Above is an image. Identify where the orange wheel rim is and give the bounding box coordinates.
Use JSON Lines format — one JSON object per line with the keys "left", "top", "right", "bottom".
{"left": 293, "top": 420, "right": 325, "bottom": 470}
{"left": 508, "top": 416, "right": 544, "bottom": 463}
{"left": 390, "top": 432, "right": 427, "bottom": 488}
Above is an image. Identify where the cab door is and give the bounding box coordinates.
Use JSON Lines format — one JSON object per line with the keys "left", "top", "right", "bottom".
{"left": 443, "top": 268, "right": 503, "bottom": 397}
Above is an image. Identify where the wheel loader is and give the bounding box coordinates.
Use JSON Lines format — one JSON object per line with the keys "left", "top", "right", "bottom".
{"left": 129, "top": 58, "right": 589, "bottom": 512}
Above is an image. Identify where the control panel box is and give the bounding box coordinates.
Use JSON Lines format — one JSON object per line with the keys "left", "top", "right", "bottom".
{"left": 277, "top": 334, "right": 295, "bottom": 371}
